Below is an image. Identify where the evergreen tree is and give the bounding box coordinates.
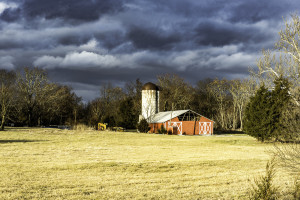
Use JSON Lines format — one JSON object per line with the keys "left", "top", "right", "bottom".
{"left": 119, "top": 97, "right": 138, "bottom": 129}
{"left": 244, "top": 77, "right": 291, "bottom": 142}
{"left": 137, "top": 119, "right": 150, "bottom": 133}
{"left": 244, "top": 84, "right": 272, "bottom": 142}
{"left": 269, "top": 77, "right": 290, "bottom": 141}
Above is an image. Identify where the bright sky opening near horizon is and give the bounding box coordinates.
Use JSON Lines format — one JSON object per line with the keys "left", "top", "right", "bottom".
{"left": 0, "top": 0, "right": 299, "bottom": 102}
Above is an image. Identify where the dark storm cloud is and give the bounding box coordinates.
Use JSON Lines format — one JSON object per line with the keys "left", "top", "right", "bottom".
{"left": 1, "top": 0, "right": 300, "bottom": 101}
{"left": 94, "top": 31, "right": 127, "bottom": 50}
{"left": 22, "top": 0, "right": 124, "bottom": 22}
{"left": 0, "top": 7, "right": 21, "bottom": 22}
{"left": 227, "top": 0, "right": 294, "bottom": 23}
{"left": 127, "top": 26, "right": 181, "bottom": 50}
{"left": 58, "top": 34, "right": 91, "bottom": 46}
{"left": 195, "top": 21, "right": 269, "bottom": 46}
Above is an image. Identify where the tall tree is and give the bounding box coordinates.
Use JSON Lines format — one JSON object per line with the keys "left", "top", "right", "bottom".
{"left": 0, "top": 70, "right": 16, "bottom": 130}
{"left": 15, "top": 67, "right": 78, "bottom": 126}
{"left": 252, "top": 14, "right": 300, "bottom": 107}
{"left": 207, "top": 78, "right": 232, "bottom": 130}
{"left": 244, "top": 84, "right": 272, "bottom": 142}
{"left": 190, "top": 78, "right": 216, "bottom": 119}
{"left": 119, "top": 97, "right": 138, "bottom": 129}
{"left": 269, "top": 77, "right": 291, "bottom": 141}
{"left": 16, "top": 67, "right": 50, "bottom": 126}
{"left": 244, "top": 78, "right": 291, "bottom": 142}
{"left": 229, "top": 79, "right": 256, "bottom": 130}
{"left": 157, "top": 74, "right": 193, "bottom": 111}
{"left": 98, "top": 83, "right": 125, "bottom": 126}
{"left": 125, "top": 79, "right": 143, "bottom": 121}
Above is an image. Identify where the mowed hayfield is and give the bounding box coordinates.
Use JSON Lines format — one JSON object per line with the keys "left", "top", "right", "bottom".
{"left": 0, "top": 128, "right": 294, "bottom": 199}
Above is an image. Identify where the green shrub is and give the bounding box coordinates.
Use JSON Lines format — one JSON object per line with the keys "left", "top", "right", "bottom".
{"left": 158, "top": 125, "right": 167, "bottom": 134}
{"left": 137, "top": 119, "right": 150, "bottom": 133}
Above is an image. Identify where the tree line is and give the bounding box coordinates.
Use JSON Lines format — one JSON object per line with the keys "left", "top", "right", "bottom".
{"left": 0, "top": 66, "right": 257, "bottom": 131}
{"left": 86, "top": 74, "right": 257, "bottom": 131}
{"left": 0, "top": 67, "right": 82, "bottom": 130}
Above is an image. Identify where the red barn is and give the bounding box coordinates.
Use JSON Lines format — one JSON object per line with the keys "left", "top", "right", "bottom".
{"left": 149, "top": 110, "right": 214, "bottom": 135}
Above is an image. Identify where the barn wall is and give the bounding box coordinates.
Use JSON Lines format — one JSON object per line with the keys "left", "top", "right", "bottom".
{"left": 149, "top": 116, "right": 214, "bottom": 135}
{"left": 182, "top": 121, "right": 199, "bottom": 135}
{"left": 150, "top": 123, "right": 163, "bottom": 133}
{"left": 149, "top": 117, "right": 180, "bottom": 134}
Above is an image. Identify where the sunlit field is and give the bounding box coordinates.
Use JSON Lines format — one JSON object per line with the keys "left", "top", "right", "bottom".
{"left": 0, "top": 128, "right": 293, "bottom": 199}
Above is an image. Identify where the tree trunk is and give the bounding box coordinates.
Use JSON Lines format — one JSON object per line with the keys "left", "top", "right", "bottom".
{"left": 0, "top": 115, "right": 5, "bottom": 130}
{"left": 239, "top": 108, "right": 243, "bottom": 130}
{"left": 1, "top": 103, "right": 6, "bottom": 130}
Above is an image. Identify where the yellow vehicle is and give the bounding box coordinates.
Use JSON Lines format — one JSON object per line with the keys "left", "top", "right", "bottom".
{"left": 98, "top": 123, "right": 107, "bottom": 131}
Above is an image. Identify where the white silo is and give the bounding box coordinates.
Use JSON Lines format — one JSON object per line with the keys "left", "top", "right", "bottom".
{"left": 140, "top": 82, "right": 159, "bottom": 122}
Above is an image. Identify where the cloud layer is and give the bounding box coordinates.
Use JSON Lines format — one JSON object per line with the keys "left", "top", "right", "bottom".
{"left": 0, "top": 0, "right": 299, "bottom": 101}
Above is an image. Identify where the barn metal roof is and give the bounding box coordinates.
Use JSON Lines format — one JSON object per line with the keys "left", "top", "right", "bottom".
{"left": 150, "top": 110, "right": 195, "bottom": 123}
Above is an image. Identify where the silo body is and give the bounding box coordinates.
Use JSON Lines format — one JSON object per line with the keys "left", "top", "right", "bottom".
{"left": 140, "top": 82, "right": 159, "bottom": 121}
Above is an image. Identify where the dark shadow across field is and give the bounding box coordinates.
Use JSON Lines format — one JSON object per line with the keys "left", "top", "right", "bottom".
{"left": 214, "top": 130, "right": 245, "bottom": 135}
{"left": 0, "top": 140, "right": 48, "bottom": 144}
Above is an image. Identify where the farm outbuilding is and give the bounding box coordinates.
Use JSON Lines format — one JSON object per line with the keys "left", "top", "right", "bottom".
{"left": 139, "top": 82, "right": 214, "bottom": 135}
{"left": 149, "top": 109, "right": 214, "bottom": 135}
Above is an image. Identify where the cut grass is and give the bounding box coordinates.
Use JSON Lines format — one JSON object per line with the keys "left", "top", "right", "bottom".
{"left": 0, "top": 128, "right": 293, "bottom": 199}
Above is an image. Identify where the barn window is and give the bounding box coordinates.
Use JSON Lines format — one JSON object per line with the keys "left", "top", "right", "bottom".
{"left": 177, "top": 110, "right": 200, "bottom": 121}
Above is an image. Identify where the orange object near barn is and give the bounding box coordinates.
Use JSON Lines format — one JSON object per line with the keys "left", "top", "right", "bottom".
{"left": 149, "top": 110, "right": 214, "bottom": 135}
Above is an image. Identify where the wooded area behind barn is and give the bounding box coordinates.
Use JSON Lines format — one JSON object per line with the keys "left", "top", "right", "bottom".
{"left": 0, "top": 66, "right": 299, "bottom": 134}
{"left": 85, "top": 74, "right": 259, "bottom": 131}
{"left": 1, "top": 66, "right": 257, "bottom": 131}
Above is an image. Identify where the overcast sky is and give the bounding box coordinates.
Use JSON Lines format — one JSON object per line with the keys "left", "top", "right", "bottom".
{"left": 0, "top": 0, "right": 298, "bottom": 102}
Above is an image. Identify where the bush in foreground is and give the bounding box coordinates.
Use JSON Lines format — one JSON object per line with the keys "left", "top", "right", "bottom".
{"left": 249, "top": 158, "right": 279, "bottom": 200}
{"left": 137, "top": 119, "right": 150, "bottom": 133}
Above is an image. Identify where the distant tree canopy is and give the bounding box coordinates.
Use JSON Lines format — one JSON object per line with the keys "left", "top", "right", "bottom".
{"left": 0, "top": 67, "right": 82, "bottom": 130}
{"left": 0, "top": 69, "right": 16, "bottom": 130}
{"left": 86, "top": 73, "right": 256, "bottom": 132}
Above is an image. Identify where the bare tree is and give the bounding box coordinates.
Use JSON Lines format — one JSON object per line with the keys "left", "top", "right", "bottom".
{"left": 125, "top": 79, "right": 143, "bottom": 120}
{"left": 16, "top": 67, "right": 53, "bottom": 126}
{"left": 42, "top": 85, "right": 80, "bottom": 125}
{"left": 157, "top": 74, "right": 193, "bottom": 111}
{"left": 0, "top": 70, "right": 16, "bottom": 130}
{"left": 98, "top": 83, "right": 125, "bottom": 125}
{"left": 207, "top": 78, "right": 231, "bottom": 129}
{"left": 229, "top": 79, "right": 256, "bottom": 130}
{"left": 252, "top": 14, "right": 300, "bottom": 107}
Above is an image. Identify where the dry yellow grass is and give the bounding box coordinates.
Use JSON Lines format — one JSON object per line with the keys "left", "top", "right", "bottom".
{"left": 0, "top": 128, "right": 294, "bottom": 199}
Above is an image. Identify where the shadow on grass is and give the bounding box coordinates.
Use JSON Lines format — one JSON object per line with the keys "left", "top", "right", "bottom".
{"left": 214, "top": 130, "right": 245, "bottom": 135}
{"left": 0, "top": 140, "right": 48, "bottom": 144}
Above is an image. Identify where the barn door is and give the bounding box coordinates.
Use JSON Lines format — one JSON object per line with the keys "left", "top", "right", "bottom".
{"left": 168, "top": 122, "right": 182, "bottom": 135}
{"left": 172, "top": 126, "right": 178, "bottom": 135}
{"left": 199, "top": 122, "right": 212, "bottom": 135}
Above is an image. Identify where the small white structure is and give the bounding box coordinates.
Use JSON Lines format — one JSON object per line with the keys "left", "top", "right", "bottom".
{"left": 140, "top": 82, "right": 159, "bottom": 122}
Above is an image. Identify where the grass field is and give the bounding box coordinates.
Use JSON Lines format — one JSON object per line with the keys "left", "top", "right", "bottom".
{"left": 0, "top": 128, "right": 294, "bottom": 199}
